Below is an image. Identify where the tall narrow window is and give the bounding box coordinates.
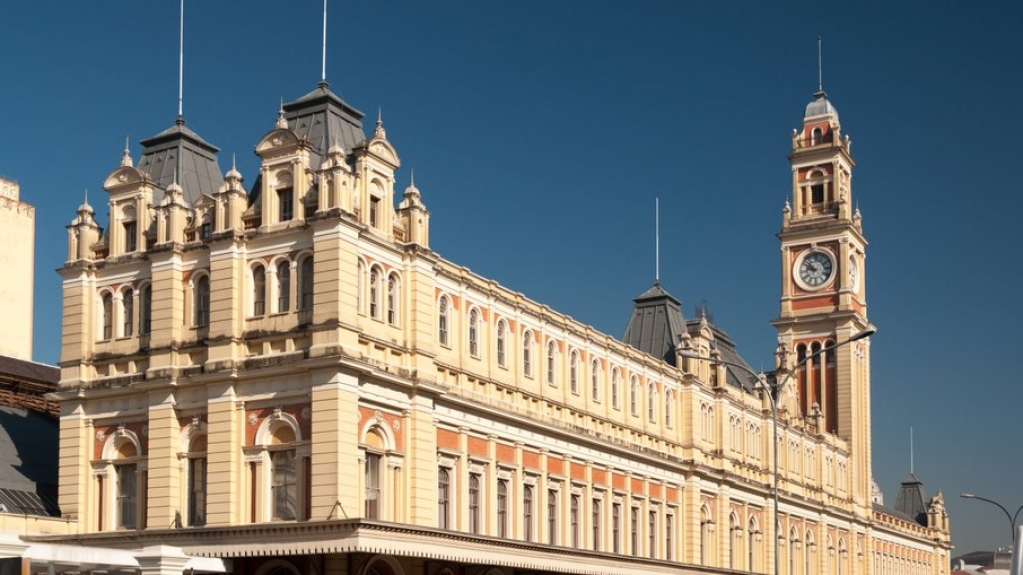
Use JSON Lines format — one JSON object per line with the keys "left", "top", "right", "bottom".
{"left": 630, "top": 376, "right": 639, "bottom": 416}
{"left": 188, "top": 453, "right": 207, "bottom": 526}
{"left": 278, "top": 188, "right": 293, "bottom": 222}
{"left": 649, "top": 510, "right": 658, "bottom": 558}
{"left": 665, "top": 391, "right": 674, "bottom": 428}
{"left": 253, "top": 265, "right": 266, "bottom": 315}
{"left": 194, "top": 275, "right": 210, "bottom": 327}
{"left": 613, "top": 503, "right": 621, "bottom": 554}
{"left": 116, "top": 463, "right": 137, "bottom": 529}
{"left": 187, "top": 435, "right": 207, "bottom": 527}
{"left": 469, "top": 309, "right": 479, "bottom": 357}
{"left": 701, "top": 512, "right": 711, "bottom": 565}
{"left": 139, "top": 284, "right": 152, "bottom": 335}
{"left": 369, "top": 269, "right": 379, "bottom": 319}
{"left": 547, "top": 341, "right": 556, "bottom": 386}
{"left": 101, "top": 292, "right": 113, "bottom": 340}
{"left": 667, "top": 513, "right": 675, "bottom": 561}
{"left": 592, "top": 499, "right": 602, "bottom": 551}
{"left": 547, "top": 489, "right": 558, "bottom": 545}
{"left": 468, "top": 473, "right": 481, "bottom": 534}
{"left": 522, "top": 330, "right": 532, "bottom": 375}
{"left": 122, "top": 290, "right": 134, "bottom": 337}
{"left": 438, "top": 296, "right": 449, "bottom": 346}
{"left": 123, "top": 220, "right": 137, "bottom": 253}
{"left": 611, "top": 369, "right": 621, "bottom": 409}
{"left": 438, "top": 468, "right": 450, "bottom": 529}
{"left": 523, "top": 486, "right": 534, "bottom": 542}
{"left": 811, "top": 127, "right": 823, "bottom": 146}
{"left": 299, "top": 257, "right": 314, "bottom": 310}
{"left": 811, "top": 183, "right": 825, "bottom": 204}
{"left": 591, "top": 360, "right": 600, "bottom": 401}
{"left": 631, "top": 506, "right": 640, "bottom": 556}
{"left": 749, "top": 520, "right": 757, "bottom": 569}
{"left": 496, "top": 320, "right": 507, "bottom": 367}
{"left": 270, "top": 449, "right": 297, "bottom": 520}
{"left": 648, "top": 383, "right": 657, "bottom": 422}
{"left": 571, "top": 494, "right": 580, "bottom": 547}
{"left": 386, "top": 274, "right": 397, "bottom": 324}
{"left": 199, "top": 217, "right": 212, "bottom": 241}
{"left": 365, "top": 453, "right": 381, "bottom": 519}
{"left": 277, "top": 261, "right": 291, "bottom": 312}
{"left": 497, "top": 479, "right": 508, "bottom": 537}
{"left": 570, "top": 351, "right": 579, "bottom": 393}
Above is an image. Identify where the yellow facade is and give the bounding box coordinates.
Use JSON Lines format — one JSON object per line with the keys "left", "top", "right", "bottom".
{"left": 45, "top": 82, "right": 951, "bottom": 575}
{"left": 0, "top": 178, "right": 35, "bottom": 361}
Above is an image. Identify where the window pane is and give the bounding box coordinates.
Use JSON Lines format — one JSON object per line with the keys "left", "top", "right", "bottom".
{"left": 271, "top": 450, "right": 297, "bottom": 520}
{"left": 117, "top": 464, "right": 137, "bottom": 529}
{"left": 364, "top": 453, "right": 380, "bottom": 519}
{"left": 188, "top": 457, "right": 207, "bottom": 526}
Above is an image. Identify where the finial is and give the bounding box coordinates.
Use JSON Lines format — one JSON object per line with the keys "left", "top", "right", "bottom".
{"left": 817, "top": 36, "right": 823, "bottom": 93}
{"left": 655, "top": 197, "right": 660, "bottom": 285}
{"left": 121, "top": 134, "right": 133, "bottom": 167}
{"left": 410, "top": 167, "right": 415, "bottom": 187}
{"left": 910, "top": 427, "right": 915, "bottom": 475}
{"left": 84, "top": 187, "right": 88, "bottom": 205}
{"left": 232, "top": 153, "right": 237, "bottom": 172}
{"left": 374, "top": 107, "right": 386, "bottom": 138}
{"left": 276, "top": 98, "right": 289, "bottom": 129}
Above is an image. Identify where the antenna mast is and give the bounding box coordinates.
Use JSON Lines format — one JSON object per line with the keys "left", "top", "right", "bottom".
{"left": 817, "top": 36, "right": 823, "bottom": 92}
{"left": 321, "top": 0, "right": 328, "bottom": 82}
{"left": 910, "top": 427, "right": 915, "bottom": 474}
{"left": 178, "top": 0, "right": 185, "bottom": 119}
{"left": 655, "top": 198, "right": 660, "bottom": 284}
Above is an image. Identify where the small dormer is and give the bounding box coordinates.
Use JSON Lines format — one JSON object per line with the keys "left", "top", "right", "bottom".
{"left": 102, "top": 151, "right": 155, "bottom": 257}
{"left": 396, "top": 175, "right": 430, "bottom": 248}
{"left": 353, "top": 113, "right": 401, "bottom": 238}
{"left": 255, "top": 121, "right": 314, "bottom": 228}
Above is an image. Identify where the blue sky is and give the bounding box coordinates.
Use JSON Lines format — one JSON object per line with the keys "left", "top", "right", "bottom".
{"left": 3, "top": 0, "right": 1022, "bottom": 555}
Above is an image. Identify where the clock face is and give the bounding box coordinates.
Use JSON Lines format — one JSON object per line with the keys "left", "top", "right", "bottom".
{"left": 798, "top": 251, "right": 834, "bottom": 289}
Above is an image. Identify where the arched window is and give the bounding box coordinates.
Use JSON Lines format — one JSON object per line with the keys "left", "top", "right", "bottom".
{"left": 194, "top": 275, "right": 210, "bottom": 327}
{"left": 496, "top": 320, "right": 507, "bottom": 367}
{"left": 700, "top": 506, "right": 712, "bottom": 565}
{"left": 647, "top": 383, "right": 657, "bottom": 422}
{"left": 252, "top": 264, "right": 267, "bottom": 316}
{"left": 806, "top": 530, "right": 815, "bottom": 575}
{"left": 592, "top": 499, "right": 602, "bottom": 551}
{"left": 269, "top": 425, "right": 299, "bottom": 521}
{"left": 187, "top": 433, "right": 207, "bottom": 526}
{"left": 438, "top": 296, "right": 449, "bottom": 346}
{"left": 468, "top": 308, "right": 480, "bottom": 357}
{"left": 468, "top": 473, "right": 481, "bottom": 534}
{"left": 523, "top": 485, "right": 535, "bottom": 542}
{"left": 497, "top": 479, "right": 508, "bottom": 537}
{"left": 630, "top": 376, "right": 639, "bottom": 416}
{"left": 101, "top": 292, "right": 113, "bottom": 340}
{"left": 811, "top": 127, "right": 823, "bottom": 146}
{"left": 299, "top": 256, "right": 314, "bottom": 310}
{"left": 729, "top": 512, "right": 740, "bottom": 569}
{"left": 591, "top": 359, "right": 601, "bottom": 402}
{"left": 570, "top": 494, "right": 580, "bottom": 547}
{"left": 139, "top": 284, "right": 152, "bottom": 335}
{"left": 789, "top": 527, "right": 799, "bottom": 575}
{"left": 547, "top": 488, "right": 559, "bottom": 545}
{"left": 522, "top": 330, "right": 532, "bottom": 375}
{"left": 546, "top": 340, "right": 557, "bottom": 386}
{"left": 369, "top": 268, "right": 380, "bottom": 319}
{"left": 437, "top": 468, "right": 450, "bottom": 529}
{"left": 386, "top": 273, "right": 399, "bottom": 325}
{"left": 665, "top": 390, "right": 674, "bottom": 428}
{"left": 121, "top": 290, "right": 134, "bottom": 337}
{"left": 569, "top": 350, "right": 579, "bottom": 393}
{"left": 357, "top": 260, "right": 365, "bottom": 314}
{"left": 277, "top": 261, "right": 291, "bottom": 313}
{"left": 749, "top": 517, "right": 759, "bottom": 570}
{"left": 611, "top": 368, "right": 621, "bottom": 409}
{"left": 363, "top": 428, "right": 385, "bottom": 519}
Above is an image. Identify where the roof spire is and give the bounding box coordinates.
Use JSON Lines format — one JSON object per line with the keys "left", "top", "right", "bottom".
{"left": 655, "top": 197, "right": 660, "bottom": 285}
{"left": 410, "top": 167, "right": 415, "bottom": 187}
{"left": 276, "top": 98, "right": 289, "bottom": 129}
{"left": 910, "top": 426, "right": 915, "bottom": 475}
{"left": 178, "top": 0, "right": 185, "bottom": 121}
{"left": 321, "top": 0, "right": 328, "bottom": 83}
{"left": 374, "top": 107, "right": 386, "bottom": 138}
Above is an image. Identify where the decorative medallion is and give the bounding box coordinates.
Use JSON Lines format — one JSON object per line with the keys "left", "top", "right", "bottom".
{"left": 392, "top": 420, "right": 401, "bottom": 431}
{"left": 248, "top": 413, "right": 258, "bottom": 426}
{"left": 301, "top": 407, "right": 311, "bottom": 420}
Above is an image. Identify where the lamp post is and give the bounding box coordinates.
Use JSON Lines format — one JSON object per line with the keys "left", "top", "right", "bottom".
{"left": 680, "top": 328, "right": 874, "bottom": 575}
{"left": 960, "top": 493, "right": 1023, "bottom": 546}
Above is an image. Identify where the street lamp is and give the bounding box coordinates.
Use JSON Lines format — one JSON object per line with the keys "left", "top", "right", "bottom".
{"left": 679, "top": 328, "right": 875, "bottom": 575}
{"left": 960, "top": 493, "right": 1023, "bottom": 545}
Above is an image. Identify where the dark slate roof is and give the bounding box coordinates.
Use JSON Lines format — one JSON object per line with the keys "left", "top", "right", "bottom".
{"left": 873, "top": 501, "right": 922, "bottom": 525}
{"left": 894, "top": 473, "right": 928, "bottom": 525}
{"left": 138, "top": 117, "right": 223, "bottom": 205}
{"left": 622, "top": 283, "right": 687, "bottom": 367}
{"left": 0, "top": 406, "right": 59, "bottom": 516}
{"left": 685, "top": 318, "right": 759, "bottom": 393}
{"left": 0, "top": 356, "right": 58, "bottom": 386}
{"left": 283, "top": 80, "right": 367, "bottom": 169}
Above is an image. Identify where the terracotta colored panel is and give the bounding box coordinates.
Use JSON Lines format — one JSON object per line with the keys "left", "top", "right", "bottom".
{"left": 631, "top": 477, "right": 644, "bottom": 494}
{"left": 496, "top": 443, "right": 516, "bottom": 464}
{"left": 437, "top": 428, "right": 460, "bottom": 451}
{"left": 522, "top": 450, "right": 541, "bottom": 470}
{"left": 792, "top": 295, "right": 838, "bottom": 310}
{"left": 547, "top": 457, "right": 564, "bottom": 476}
{"left": 612, "top": 473, "right": 626, "bottom": 490}
{"left": 571, "top": 462, "right": 586, "bottom": 481}
{"left": 468, "top": 435, "right": 488, "bottom": 457}
{"left": 592, "top": 469, "right": 606, "bottom": 485}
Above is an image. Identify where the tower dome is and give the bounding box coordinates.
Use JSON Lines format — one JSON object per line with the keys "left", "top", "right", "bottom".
{"left": 804, "top": 90, "right": 839, "bottom": 121}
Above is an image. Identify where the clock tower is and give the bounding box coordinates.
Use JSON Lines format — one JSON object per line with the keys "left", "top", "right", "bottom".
{"left": 773, "top": 89, "right": 875, "bottom": 509}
